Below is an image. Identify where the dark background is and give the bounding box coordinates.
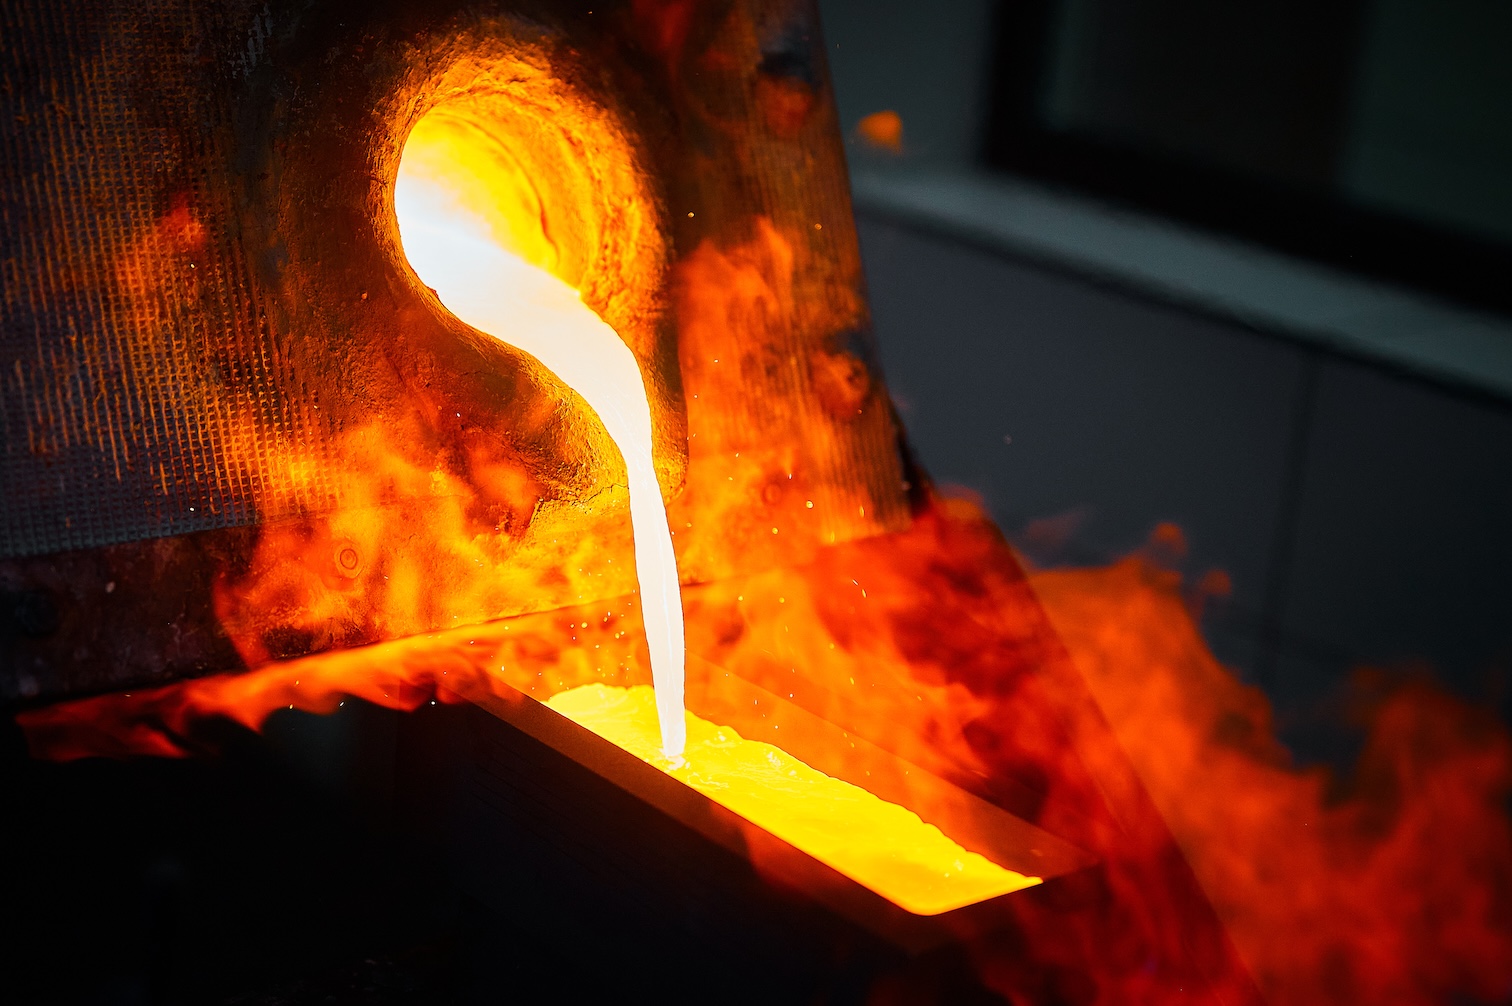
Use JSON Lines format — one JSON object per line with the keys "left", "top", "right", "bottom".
{"left": 985, "top": 0, "right": 1512, "bottom": 314}
{"left": 821, "top": 0, "right": 1512, "bottom": 763}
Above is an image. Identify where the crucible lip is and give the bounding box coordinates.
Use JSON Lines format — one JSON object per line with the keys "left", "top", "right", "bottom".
{"left": 457, "top": 653, "right": 1097, "bottom": 952}
{"left": 381, "top": 42, "right": 687, "bottom": 502}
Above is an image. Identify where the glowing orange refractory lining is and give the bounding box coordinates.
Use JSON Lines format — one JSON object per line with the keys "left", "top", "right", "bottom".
{"left": 546, "top": 683, "right": 1042, "bottom": 915}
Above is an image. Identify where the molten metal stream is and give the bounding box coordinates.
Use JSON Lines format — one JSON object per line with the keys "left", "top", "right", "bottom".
{"left": 395, "top": 121, "right": 687, "bottom": 757}
{"left": 390, "top": 115, "right": 1044, "bottom": 913}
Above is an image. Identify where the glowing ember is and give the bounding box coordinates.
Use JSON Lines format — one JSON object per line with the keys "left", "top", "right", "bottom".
{"left": 855, "top": 110, "right": 904, "bottom": 154}
{"left": 546, "top": 682, "right": 1041, "bottom": 915}
{"left": 395, "top": 111, "right": 687, "bottom": 756}
{"left": 1032, "top": 542, "right": 1512, "bottom": 1004}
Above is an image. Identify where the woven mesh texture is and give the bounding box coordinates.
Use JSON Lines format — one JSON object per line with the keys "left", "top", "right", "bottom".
{"left": 0, "top": 0, "right": 337, "bottom": 558}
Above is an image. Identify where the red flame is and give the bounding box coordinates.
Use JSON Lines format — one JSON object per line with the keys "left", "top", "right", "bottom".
{"left": 1035, "top": 548, "right": 1512, "bottom": 1003}
{"left": 21, "top": 496, "right": 1512, "bottom": 1002}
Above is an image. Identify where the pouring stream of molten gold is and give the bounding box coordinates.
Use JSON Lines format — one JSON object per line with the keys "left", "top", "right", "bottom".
{"left": 393, "top": 111, "right": 1039, "bottom": 912}
{"left": 395, "top": 115, "right": 688, "bottom": 757}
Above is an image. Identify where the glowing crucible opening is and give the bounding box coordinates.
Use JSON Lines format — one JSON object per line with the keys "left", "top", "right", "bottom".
{"left": 395, "top": 109, "right": 688, "bottom": 758}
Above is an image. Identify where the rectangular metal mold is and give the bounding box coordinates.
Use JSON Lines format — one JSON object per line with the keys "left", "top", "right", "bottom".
{"left": 416, "top": 656, "right": 1095, "bottom": 956}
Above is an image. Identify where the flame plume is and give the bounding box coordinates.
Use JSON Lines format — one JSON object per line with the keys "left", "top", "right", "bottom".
{"left": 21, "top": 497, "right": 1512, "bottom": 1002}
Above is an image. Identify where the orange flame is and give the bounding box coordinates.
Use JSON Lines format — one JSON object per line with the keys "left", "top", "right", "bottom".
{"left": 18, "top": 33, "right": 1510, "bottom": 998}
{"left": 1035, "top": 549, "right": 1512, "bottom": 1003}
{"left": 21, "top": 498, "right": 1512, "bottom": 1001}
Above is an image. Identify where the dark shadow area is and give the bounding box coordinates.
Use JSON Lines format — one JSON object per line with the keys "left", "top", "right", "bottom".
{"left": 0, "top": 700, "right": 901, "bottom": 1006}
{"left": 0, "top": 704, "right": 455, "bottom": 1005}
{"left": 985, "top": 0, "right": 1512, "bottom": 315}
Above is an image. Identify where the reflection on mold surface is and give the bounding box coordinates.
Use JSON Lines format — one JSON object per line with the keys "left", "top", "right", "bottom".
{"left": 546, "top": 681, "right": 1042, "bottom": 915}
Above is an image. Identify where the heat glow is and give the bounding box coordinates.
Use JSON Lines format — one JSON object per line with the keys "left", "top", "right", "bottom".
{"left": 22, "top": 501, "right": 1512, "bottom": 1001}
{"left": 394, "top": 111, "right": 687, "bottom": 757}
{"left": 16, "top": 71, "right": 1511, "bottom": 997}
{"left": 388, "top": 109, "right": 1042, "bottom": 915}
{"left": 546, "top": 682, "right": 1041, "bottom": 915}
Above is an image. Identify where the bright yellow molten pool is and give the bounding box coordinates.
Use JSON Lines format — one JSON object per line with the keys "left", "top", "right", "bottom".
{"left": 545, "top": 683, "right": 1041, "bottom": 915}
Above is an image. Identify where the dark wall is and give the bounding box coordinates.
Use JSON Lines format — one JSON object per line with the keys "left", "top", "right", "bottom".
{"left": 1041, "top": 0, "right": 1363, "bottom": 189}
{"left": 857, "top": 213, "right": 1512, "bottom": 761}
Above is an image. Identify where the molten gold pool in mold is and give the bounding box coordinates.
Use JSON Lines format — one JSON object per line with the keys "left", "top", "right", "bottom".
{"left": 547, "top": 682, "right": 1041, "bottom": 916}
{"left": 456, "top": 654, "right": 1096, "bottom": 932}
